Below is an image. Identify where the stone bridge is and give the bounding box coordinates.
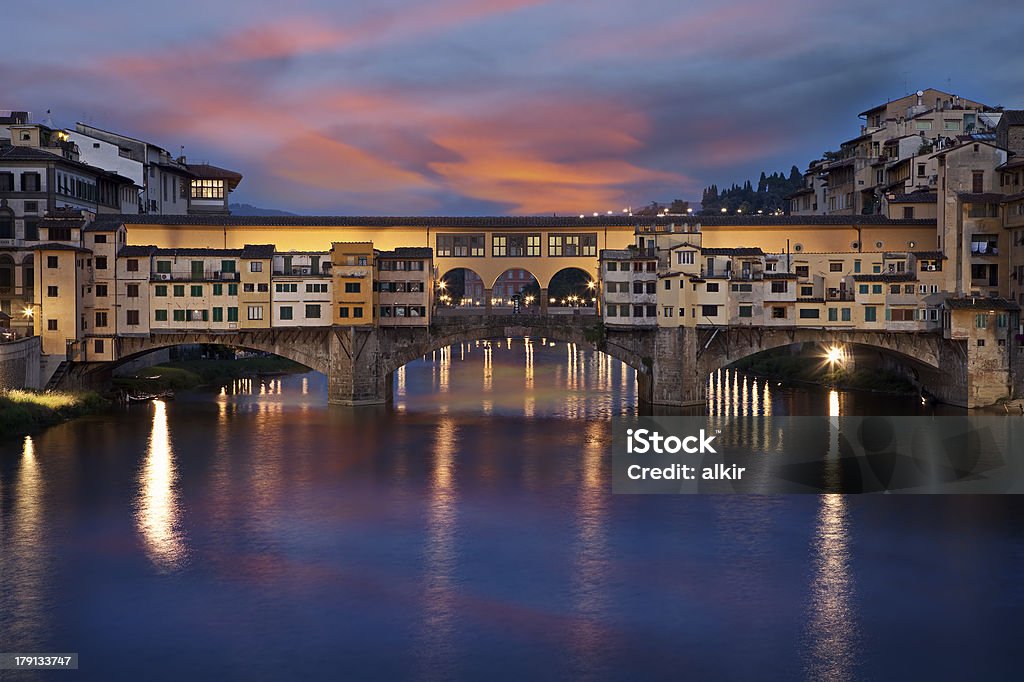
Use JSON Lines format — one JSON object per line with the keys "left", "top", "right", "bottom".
{"left": 59, "top": 317, "right": 988, "bottom": 407}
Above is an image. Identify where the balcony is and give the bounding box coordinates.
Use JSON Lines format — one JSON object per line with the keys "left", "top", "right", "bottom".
{"left": 272, "top": 267, "right": 332, "bottom": 277}
{"left": 150, "top": 270, "right": 240, "bottom": 282}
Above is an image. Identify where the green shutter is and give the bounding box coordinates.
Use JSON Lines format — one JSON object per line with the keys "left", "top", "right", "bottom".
{"left": 154, "top": 309, "right": 168, "bottom": 321}
{"left": 213, "top": 307, "right": 223, "bottom": 322}
{"left": 227, "top": 307, "right": 238, "bottom": 322}
{"left": 213, "top": 283, "right": 223, "bottom": 296}
{"left": 228, "top": 284, "right": 238, "bottom": 296}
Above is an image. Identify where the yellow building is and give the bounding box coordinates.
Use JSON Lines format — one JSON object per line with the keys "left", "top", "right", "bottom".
{"left": 238, "top": 244, "right": 274, "bottom": 329}
{"left": 331, "top": 242, "right": 374, "bottom": 325}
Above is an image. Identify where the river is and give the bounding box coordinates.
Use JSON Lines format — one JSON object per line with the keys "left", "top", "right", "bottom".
{"left": 1, "top": 339, "right": 1021, "bottom": 680}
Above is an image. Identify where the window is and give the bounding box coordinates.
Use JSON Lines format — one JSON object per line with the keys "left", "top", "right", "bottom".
{"left": 864, "top": 306, "right": 877, "bottom": 322}
{"left": 126, "top": 284, "right": 139, "bottom": 298}
{"left": 47, "top": 319, "right": 58, "bottom": 331}
{"left": 47, "top": 285, "right": 58, "bottom": 297}
{"left": 739, "top": 305, "right": 753, "bottom": 318}
{"left": 243, "top": 283, "right": 254, "bottom": 293}
{"left": 280, "top": 306, "right": 293, "bottom": 320}
{"left": 173, "top": 285, "right": 185, "bottom": 297}
{"left": 771, "top": 307, "right": 786, "bottom": 319}
{"left": 662, "top": 307, "right": 673, "bottom": 317}
{"left": 701, "top": 304, "right": 719, "bottom": 318}
{"left": 858, "top": 284, "right": 869, "bottom": 295}
{"left": 212, "top": 307, "right": 223, "bottom": 322}
{"left": 800, "top": 286, "right": 813, "bottom": 297}
{"left": 492, "top": 234, "right": 541, "bottom": 257}
{"left": 24, "top": 217, "right": 39, "bottom": 241}
{"left": 257, "top": 284, "right": 268, "bottom": 293}
{"left": 853, "top": 260, "right": 861, "bottom": 273}
{"left": 353, "top": 307, "right": 363, "bottom": 318}
{"left": 126, "top": 309, "right": 140, "bottom": 325}
{"left": 306, "top": 283, "right": 328, "bottom": 293}
{"left": 828, "top": 308, "right": 838, "bottom": 321}
{"left": 890, "top": 285, "right": 901, "bottom": 295}
{"left": 972, "top": 171, "right": 984, "bottom": 194}
{"left": 975, "top": 313, "right": 987, "bottom": 329}
{"left": 94, "top": 234, "right": 107, "bottom": 244}
{"left": 904, "top": 285, "right": 914, "bottom": 295}
{"left": 607, "top": 305, "right": 617, "bottom": 317}
{"left": 190, "top": 285, "right": 202, "bottom": 297}
{"left": 156, "top": 260, "right": 171, "bottom": 274}
{"left": 344, "top": 282, "right": 361, "bottom": 294}
{"left": 872, "top": 285, "right": 883, "bottom": 295}
{"left": 213, "top": 283, "right": 223, "bottom": 296}
{"left": 0, "top": 173, "right": 13, "bottom": 191}
{"left": 436, "top": 234, "right": 485, "bottom": 257}
{"left": 829, "top": 262, "right": 843, "bottom": 272}
{"left": 889, "top": 308, "right": 915, "bottom": 322}
{"left": 706, "top": 282, "right": 719, "bottom": 293}
{"left": 917, "top": 164, "right": 926, "bottom": 178}
{"left": 173, "top": 309, "right": 185, "bottom": 322}
{"left": 155, "top": 285, "right": 168, "bottom": 297}
{"left": 677, "top": 251, "right": 695, "bottom": 265}
{"left": 18, "top": 171, "right": 41, "bottom": 192}
{"left": 191, "top": 179, "right": 225, "bottom": 199}
{"left": 770, "top": 281, "right": 788, "bottom": 293}
{"left": 338, "top": 306, "right": 349, "bottom": 318}
{"left": 221, "top": 260, "right": 236, "bottom": 273}
{"left": 247, "top": 306, "right": 264, "bottom": 320}
{"left": 795, "top": 265, "right": 809, "bottom": 278}
{"left": 646, "top": 282, "right": 656, "bottom": 294}
{"left": 95, "top": 311, "right": 108, "bottom": 328}
{"left": 94, "top": 339, "right": 104, "bottom": 354}
{"left": 305, "top": 304, "right": 321, "bottom": 319}
{"left": 731, "top": 283, "right": 752, "bottom": 292}
{"left": 548, "top": 233, "right": 597, "bottom": 257}
{"left": 47, "top": 256, "right": 59, "bottom": 269}
{"left": 997, "top": 313, "right": 1008, "bottom": 328}
{"left": 841, "top": 308, "right": 851, "bottom": 322}
{"left": 250, "top": 261, "right": 263, "bottom": 272}
{"left": 227, "top": 307, "right": 238, "bottom": 322}
{"left": 903, "top": 206, "right": 915, "bottom": 219}
{"left": 799, "top": 308, "right": 820, "bottom": 319}
{"left": 96, "top": 284, "right": 108, "bottom": 297}
{"left": 126, "top": 258, "right": 139, "bottom": 272}
{"left": 607, "top": 262, "right": 618, "bottom": 272}
{"left": 228, "top": 284, "right": 238, "bottom": 296}
{"left": 977, "top": 339, "right": 985, "bottom": 347}
{"left": 664, "top": 279, "right": 671, "bottom": 290}
{"left": 915, "top": 120, "right": 932, "bottom": 130}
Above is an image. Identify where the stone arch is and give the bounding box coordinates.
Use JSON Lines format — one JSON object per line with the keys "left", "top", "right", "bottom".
{"left": 437, "top": 266, "right": 487, "bottom": 307}
{"left": 377, "top": 317, "right": 646, "bottom": 381}
{"left": 490, "top": 267, "right": 541, "bottom": 309}
{"left": 546, "top": 266, "right": 598, "bottom": 308}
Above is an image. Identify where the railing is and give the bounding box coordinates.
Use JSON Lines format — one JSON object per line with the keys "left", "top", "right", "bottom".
{"left": 150, "top": 270, "right": 240, "bottom": 282}
{"left": 272, "top": 269, "right": 331, "bottom": 277}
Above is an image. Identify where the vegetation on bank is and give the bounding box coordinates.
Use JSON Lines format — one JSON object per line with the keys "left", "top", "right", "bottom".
{"left": 0, "top": 389, "right": 110, "bottom": 439}
{"left": 113, "top": 355, "right": 307, "bottom": 392}
{"left": 731, "top": 352, "right": 918, "bottom": 395}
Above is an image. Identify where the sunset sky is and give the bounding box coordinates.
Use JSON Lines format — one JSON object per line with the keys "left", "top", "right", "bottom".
{"left": 5, "top": 0, "right": 1022, "bottom": 215}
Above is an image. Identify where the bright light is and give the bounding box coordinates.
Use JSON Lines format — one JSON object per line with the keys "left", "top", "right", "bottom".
{"left": 23, "top": 306, "right": 34, "bottom": 318}
{"left": 607, "top": 211, "right": 613, "bottom": 215}
{"left": 721, "top": 207, "right": 727, "bottom": 213}
{"left": 586, "top": 280, "right": 596, "bottom": 289}
{"left": 550, "top": 297, "right": 556, "bottom": 303}
{"left": 438, "top": 280, "right": 446, "bottom": 290}
{"left": 824, "top": 345, "right": 844, "bottom": 365}
{"left": 686, "top": 208, "right": 693, "bottom": 214}
{"left": 579, "top": 214, "right": 585, "bottom": 219}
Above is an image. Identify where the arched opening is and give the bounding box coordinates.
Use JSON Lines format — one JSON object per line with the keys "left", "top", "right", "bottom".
{"left": 707, "top": 340, "right": 945, "bottom": 416}
{"left": 21, "top": 254, "right": 34, "bottom": 297}
{"left": 0, "top": 254, "right": 15, "bottom": 296}
{"left": 547, "top": 266, "right": 598, "bottom": 312}
{"left": 490, "top": 268, "right": 540, "bottom": 312}
{"left": 437, "top": 267, "right": 487, "bottom": 309}
{"left": 0, "top": 208, "right": 14, "bottom": 240}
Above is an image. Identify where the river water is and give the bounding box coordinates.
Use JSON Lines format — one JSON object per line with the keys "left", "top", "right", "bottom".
{"left": 1, "top": 339, "right": 1022, "bottom": 680}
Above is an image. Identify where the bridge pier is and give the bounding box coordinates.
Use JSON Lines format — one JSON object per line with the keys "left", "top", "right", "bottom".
{"left": 643, "top": 327, "right": 706, "bottom": 407}
{"left": 484, "top": 288, "right": 493, "bottom": 316}
{"left": 328, "top": 327, "right": 388, "bottom": 405}
{"left": 540, "top": 288, "right": 548, "bottom": 315}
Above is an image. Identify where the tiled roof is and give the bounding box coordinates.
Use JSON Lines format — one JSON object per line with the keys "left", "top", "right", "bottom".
{"left": 999, "top": 110, "right": 1024, "bottom": 126}
{"left": 945, "top": 297, "right": 1019, "bottom": 311}
{"left": 241, "top": 244, "right": 275, "bottom": 259}
{"left": 87, "top": 214, "right": 937, "bottom": 229}
{"left": 956, "top": 192, "right": 1006, "bottom": 202}
{"left": 995, "top": 156, "right": 1024, "bottom": 171}
{"left": 186, "top": 163, "right": 243, "bottom": 189}
{"left": 911, "top": 250, "right": 945, "bottom": 259}
{"left": 150, "top": 247, "right": 242, "bottom": 257}
{"left": 1000, "top": 191, "right": 1024, "bottom": 203}
{"left": 785, "top": 187, "right": 815, "bottom": 198}
{"left": 701, "top": 247, "right": 765, "bottom": 256}
{"left": 763, "top": 272, "right": 799, "bottom": 279}
{"left": 118, "top": 245, "right": 158, "bottom": 257}
{"left": 889, "top": 192, "right": 937, "bottom": 203}
{"left": 852, "top": 273, "right": 917, "bottom": 282}
{"left": 378, "top": 247, "right": 433, "bottom": 258}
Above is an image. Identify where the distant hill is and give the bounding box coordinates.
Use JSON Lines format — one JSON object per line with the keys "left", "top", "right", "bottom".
{"left": 229, "top": 203, "right": 297, "bottom": 217}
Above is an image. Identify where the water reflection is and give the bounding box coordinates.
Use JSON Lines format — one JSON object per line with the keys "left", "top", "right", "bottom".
{"left": 416, "top": 417, "right": 459, "bottom": 679}
{"left": 135, "top": 400, "right": 188, "bottom": 572}
{"left": 2, "top": 436, "right": 46, "bottom": 649}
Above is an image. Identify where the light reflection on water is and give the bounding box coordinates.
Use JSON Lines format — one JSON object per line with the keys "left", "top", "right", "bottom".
{"left": 135, "top": 400, "right": 187, "bottom": 572}
{"left": 1, "top": 340, "right": 1019, "bottom": 680}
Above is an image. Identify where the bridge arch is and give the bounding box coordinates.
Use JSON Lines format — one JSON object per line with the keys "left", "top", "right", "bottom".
{"left": 547, "top": 266, "right": 598, "bottom": 308}
{"left": 377, "top": 316, "right": 647, "bottom": 381}
{"left": 437, "top": 266, "right": 487, "bottom": 307}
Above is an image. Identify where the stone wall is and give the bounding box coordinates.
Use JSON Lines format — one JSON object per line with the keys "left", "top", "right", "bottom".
{"left": 0, "top": 336, "right": 41, "bottom": 390}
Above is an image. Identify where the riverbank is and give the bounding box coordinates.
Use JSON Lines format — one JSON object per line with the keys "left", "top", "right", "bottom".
{"left": 731, "top": 352, "right": 918, "bottom": 395}
{"left": 0, "top": 389, "right": 110, "bottom": 439}
{"left": 114, "top": 356, "right": 308, "bottom": 392}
